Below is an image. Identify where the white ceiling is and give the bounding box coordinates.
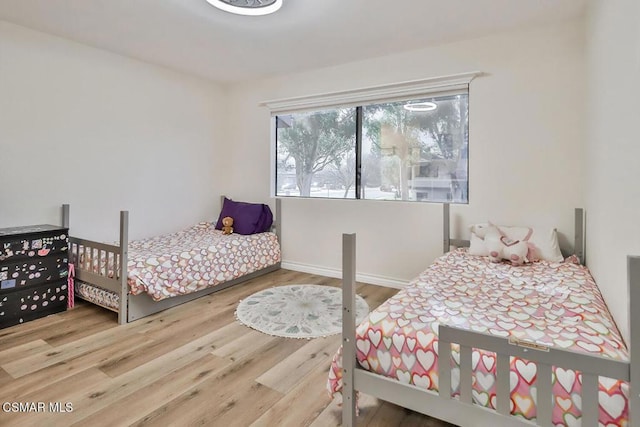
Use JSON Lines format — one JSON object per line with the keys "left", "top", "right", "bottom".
{"left": 0, "top": 0, "right": 586, "bottom": 84}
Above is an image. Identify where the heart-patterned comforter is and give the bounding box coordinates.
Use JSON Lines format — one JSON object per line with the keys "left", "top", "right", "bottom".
{"left": 126, "top": 222, "right": 280, "bottom": 301}
{"left": 328, "top": 249, "right": 629, "bottom": 425}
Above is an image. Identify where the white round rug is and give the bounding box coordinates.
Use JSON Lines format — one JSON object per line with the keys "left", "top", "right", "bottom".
{"left": 235, "top": 284, "right": 369, "bottom": 339}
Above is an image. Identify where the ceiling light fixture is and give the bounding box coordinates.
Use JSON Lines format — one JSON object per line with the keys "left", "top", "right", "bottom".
{"left": 205, "top": 0, "right": 283, "bottom": 16}
{"left": 403, "top": 101, "right": 437, "bottom": 112}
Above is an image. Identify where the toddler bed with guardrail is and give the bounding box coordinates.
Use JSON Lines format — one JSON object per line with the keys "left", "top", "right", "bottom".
{"left": 332, "top": 205, "right": 638, "bottom": 426}
{"left": 62, "top": 196, "right": 281, "bottom": 324}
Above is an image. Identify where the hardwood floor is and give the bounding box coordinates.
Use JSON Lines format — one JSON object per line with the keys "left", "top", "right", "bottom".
{"left": 0, "top": 269, "right": 455, "bottom": 426}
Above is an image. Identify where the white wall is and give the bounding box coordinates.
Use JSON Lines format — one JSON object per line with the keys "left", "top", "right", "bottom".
{"left": 585, "top": 0, "right": 640, "bottom": 343}
{"left": 0, "top": 21, "right": 227, "bottom": 241}
{"left": 2, "top": 6, "right": 633, "bottom": 346}
{"left": 224, "top": 22, "right": 586, "bottom": 285}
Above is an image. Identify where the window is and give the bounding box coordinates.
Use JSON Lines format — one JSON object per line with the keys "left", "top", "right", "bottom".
{"left": 269, "top": 73, "right": 477, "bottom": 203}
{"left": 361, "top": 95, "right": 468, "bottom": 203}
{"left": 276, "top": 108, "right": 356, "bottom": 198}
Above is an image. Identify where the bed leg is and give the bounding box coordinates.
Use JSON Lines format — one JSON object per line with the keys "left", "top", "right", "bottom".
{"left": 630, "top": 256, "right": 640, "bottom": 426}
{"left": 118, "top": 211, "right": 129, "bottom": 325}
{"left": 118, "top": 306, "right": 127, "bottom": 325}
{"left": 342, "top": 233, "right": 357, "bottom": 427}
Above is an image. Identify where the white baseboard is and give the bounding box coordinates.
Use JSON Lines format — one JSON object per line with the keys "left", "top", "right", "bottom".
{"left": 281, "top": 261, "right": 408, "bottom": 289}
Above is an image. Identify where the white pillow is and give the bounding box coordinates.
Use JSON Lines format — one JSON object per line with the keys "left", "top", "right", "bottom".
{"left": 527, "top": 227, "right": 563, "bottom": 263}
{"left": 495, "top": 225, "right": 564, "bottom": 263}
{"left": 468, "top": 222, "right": 563, "bottom": 263}
{"left": 468, "top": 231, "right": 490, "bottom": 256}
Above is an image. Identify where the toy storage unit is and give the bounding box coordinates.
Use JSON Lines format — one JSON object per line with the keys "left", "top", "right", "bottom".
{"left": 0, "top": 224, "right": 69, "bottom": 328}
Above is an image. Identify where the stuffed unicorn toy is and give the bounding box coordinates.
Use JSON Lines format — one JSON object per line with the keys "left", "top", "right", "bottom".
{"left": 470, "top": 223, "right": 537, "bottom": 266}
{"left": 486, "top": 235, "right": 530, "bottom": 265}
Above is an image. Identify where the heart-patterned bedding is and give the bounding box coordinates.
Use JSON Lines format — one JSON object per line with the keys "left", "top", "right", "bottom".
{"left": 73, "top": 223, "right": 280, "bottom": 302}
{"left": 327, "top": 249, "right": 629, "bottom": 425}
{"left": 127, "top": 222, "right": 280, "bottom": 301}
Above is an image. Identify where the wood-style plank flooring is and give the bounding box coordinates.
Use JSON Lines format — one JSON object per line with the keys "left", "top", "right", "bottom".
{"left": 0, "top": 269, "right": 455, "bottom": 426}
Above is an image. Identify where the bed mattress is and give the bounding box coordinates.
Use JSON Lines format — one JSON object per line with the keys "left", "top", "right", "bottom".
{"left": 75, "top": 281, "right": 119, "bottom": 312}
{"left": 328, "top": 249, "right": 629, "bottom": 425}
{"left": 126, "top": 223, "right": 280, "bottom": 301}
{"left": 77, "top": 222, "right": 280, "bottom": 301}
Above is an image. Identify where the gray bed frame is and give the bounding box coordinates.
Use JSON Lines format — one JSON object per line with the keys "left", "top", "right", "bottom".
{"left": 61, "top": 196, "right": 281, "bottom": 325}
{"left": 341, "top": 204, "right": 639, "bottom": 426}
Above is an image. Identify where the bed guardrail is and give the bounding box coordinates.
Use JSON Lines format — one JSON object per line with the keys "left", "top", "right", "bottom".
{"left": 438, "top": 325, "right": 629, "bottom": 427}
{"left": 62, "top": 204, "right": 129, "bottom": 324}
{"left": 68, "top": 238, "right": 122, "bottom": 292}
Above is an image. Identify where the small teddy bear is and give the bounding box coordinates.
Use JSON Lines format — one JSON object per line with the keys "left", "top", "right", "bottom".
{"left": 221, "top": 216, "right": 234, "bottom": 235}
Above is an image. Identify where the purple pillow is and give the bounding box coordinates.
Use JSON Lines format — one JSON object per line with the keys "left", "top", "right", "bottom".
{"left": 256, "top": 204, "right": 274, "bottom": 233}
{"left": 215, "top": 198, "right": 273, "bottom": 235}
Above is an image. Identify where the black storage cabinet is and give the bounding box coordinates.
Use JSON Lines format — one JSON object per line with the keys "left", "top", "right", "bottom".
{"left": 0, "top": 224, "right": 69, "bottom": 328}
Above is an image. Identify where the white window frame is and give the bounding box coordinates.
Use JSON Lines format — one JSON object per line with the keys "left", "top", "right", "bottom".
{"left": 262, "top": 71, "right": 482, "bottom": 198}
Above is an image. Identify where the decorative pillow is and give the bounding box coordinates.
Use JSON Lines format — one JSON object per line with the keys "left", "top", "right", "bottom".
{"left": 256, "top": 204, "right": 274, "bottom": 233}
{"left": 527, "top": 227, "right": 563, "bottom": 263}
{"left": 468, "top": 222, "right": 563, "bottom": 263}
{"left": 468, "top": 232, "right": 490, "bottom": 256}
{"left": 215, "top": 198, "right": 273, "bottom": 235}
